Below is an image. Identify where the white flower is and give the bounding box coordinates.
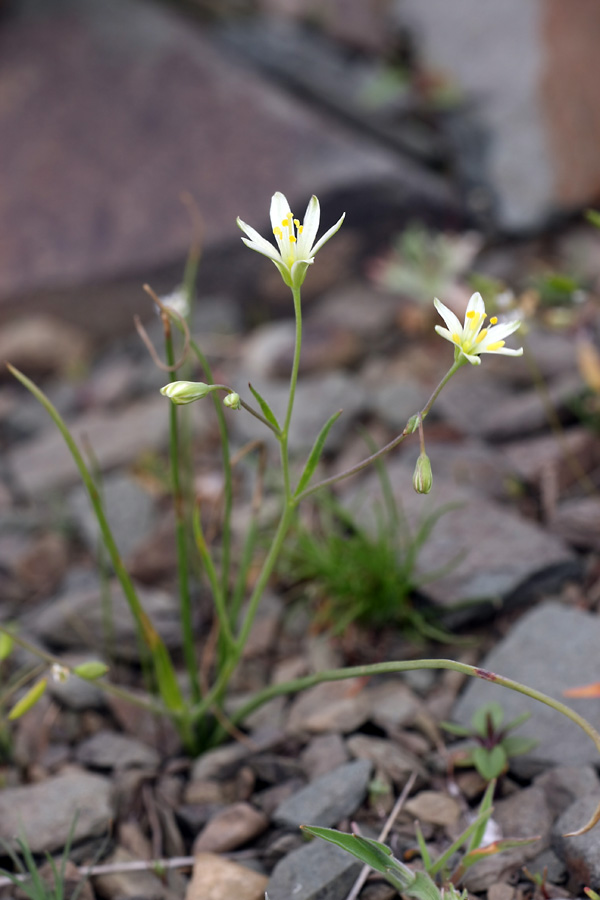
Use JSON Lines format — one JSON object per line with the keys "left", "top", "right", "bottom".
{"left": 237, "top": 192, "right": 345, "bottom": 290}
{"left": 434, "top": 292, "right": 523, "bottom": 366}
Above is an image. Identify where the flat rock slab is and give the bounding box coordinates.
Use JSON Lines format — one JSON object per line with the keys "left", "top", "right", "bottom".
{"left": 344, "top": 460, "right": 577, "bottom": 614}
{"left": 273, "top": 759, "right": 372, "bottom": 828}
{"left": 0, "top": 0, "right": 456, "bottom": 321}
{"left": 0, "top": 771, "right": 113, "bottom": 853}
{"left": 6, "top": 394, "right": 192, "bottom": 496}
{"left": 267, "top": 838, "right": 361, "bottom": 900}
{"left": 397, "top": 0, "right": 600, "bottom": 230}
{"left": 453, "top": 601, "right": 600, "bottom": 773}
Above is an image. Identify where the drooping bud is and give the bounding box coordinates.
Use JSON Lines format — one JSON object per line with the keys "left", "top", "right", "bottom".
{"left": 413, "top": 452, "right": 433, "bottom": 494}
{"left": 223, "top": 392, "right": 241, "bottom": 410}
{"left": 160, "top": 381, "right": 214, "bottom": 405}
{"left": 8, "top": 678, "right": 48, "bottom": 720}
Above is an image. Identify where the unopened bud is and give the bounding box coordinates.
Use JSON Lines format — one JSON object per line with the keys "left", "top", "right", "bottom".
{"left": 73, "top": 661, "right": 109, "bottom": 681}
{"left": 223, "top": 392, "right": 241, "bottom": 410}
{"left": 413, "top": 452, "right": 433, "bottom": 494}
{"left": 160, "top": 381, "right": 213, "bottom": 405}
{"left": 51, "top": 663, "right": 70, "bottom": 683}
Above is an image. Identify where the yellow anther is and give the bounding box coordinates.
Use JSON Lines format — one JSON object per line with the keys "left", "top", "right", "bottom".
{"left": 281, "top": 218, "right": 289, "bottom": 227}
{"left": 476, "top": 328, "right": 488, "bottom": 344}
{"left": 298, "top": 225, "right": 304, "bottom": 234}
{"left": 451, "top": 332, "right": 461, "bottom": 343}
{"left": 487, "top": 340, "right": 505, "bottom": 351}
{"left": 289, "top": 235, "right": 297, "bottom": 243}
{"left": 466, "top": 311, "right": 476, "bottom": 319}
{"left": 490, "top": 316, "right": 498, "bottom": 325}
{"left": 273, "top": 227, "right": 282, "bottom": 239}
{"left": 294, "top": 218, "right": 300, "bottom": 227}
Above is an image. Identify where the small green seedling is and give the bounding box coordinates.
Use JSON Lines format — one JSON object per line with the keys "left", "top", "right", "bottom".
{"left": 304, "top": 780, "right": 539, "bottom": 896}
{"left": 441, "top": 701, "right": 538, "bottom": 781}
{"left": 0, "top": 817, "right": 88, "bottom": 900}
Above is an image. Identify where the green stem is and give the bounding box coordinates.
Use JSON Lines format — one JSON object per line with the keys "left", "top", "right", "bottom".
{"left": 192, "top": 506, "right": 234, "bottom": 650}
{"left": 0, "top": 626, "right": 165, "bottom": 716}
{"left": 295, "top": 359, "right": 464, "bottom": 502}
{"left": 7, "top": 365, "right": 185, "bottom": 723}
{"left": 281, "top": 285, "right": 303, "bottom": 500}
{"left": 163, "top": 317, "right": 200, "bottom": 705}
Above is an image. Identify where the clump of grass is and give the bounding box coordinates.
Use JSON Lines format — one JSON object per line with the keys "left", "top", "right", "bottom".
{"left": 282, "top": 490, "right": 455, "bottom": 642}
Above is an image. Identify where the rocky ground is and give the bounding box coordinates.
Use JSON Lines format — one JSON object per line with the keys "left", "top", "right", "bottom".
{"left": 2, "top": 218, "right": 600, "bottom": 900}
{"left": 3, "top": 2, "right": 600, "bottom": 900}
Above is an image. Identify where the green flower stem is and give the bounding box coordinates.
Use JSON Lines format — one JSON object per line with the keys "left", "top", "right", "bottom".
{"left": 0, "top": 626, "right": 165, "bottom": 716}
{"left": 192, "top": 506, "right": 234, "bottom": 651}
{"left": 281, "top": 285, "right": 303, "bottom": 500}
{"left": 6, "top": 365, "right": 185, "bottom": 721}
{"left": 225, "top": 658, "right": 600, "bottom": 829}
{"left": 295, "top": 359, "right": 465, "bottom": 502}
{"left": 163, "top": 316, "right": 200, "bottom": 705}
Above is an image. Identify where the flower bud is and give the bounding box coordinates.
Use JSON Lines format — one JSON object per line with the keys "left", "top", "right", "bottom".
{"left": 51, "top": 663, "right": 70, "bottom": 683}
{"left": 160, "top": 381, "right": 213, "bottom": 405}
{"left": 73, "top": 661, "right": 109, "bottom": 681}
{"left": 223, "top": 392, "right": 241, "bottom": 410}
{"left": 413, "top": 452, "right": 433, "bottom": 494}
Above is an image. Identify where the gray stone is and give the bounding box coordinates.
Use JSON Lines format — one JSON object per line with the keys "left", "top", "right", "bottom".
{"left": 273, "top": 759, "right": 372, "bottom": 828}
{"left": 0, "top": 771, "right": 113, "bottom": 853}
{"left": 31, "top": 578, "right": 181, "bottom": 660}
{"left": 193, "top": 802, "right": 269, "bottom": 854}
{"left": 300, "top": 733, "right": 349, "bottom": 781}
{"left": 553, "top": 792, "right": 600, "bottom": 890}
{"left": 344, "top": 461, "right": 577, "bottom": 613}
{"left": 369, "top": 378, "right": 431, "bottom": 433}
{"left": 395, "top": 0, "right": 600, "bottom": 230}
{"left": 453, "top": 602, "right": 600, "bottom": 772}
{"left": 91, "top": 847, "right": 166, "bottom": 900}
{"left": 7, "top": 394, "right": 182, "bottom": 495}
{"left": 346, "top": 734, "right": 425, "bottom": 785}
{"left": 76, "top": 730, "right": 159, "bottom": 770}
{"left": 0, "top": 0, "right": 457, "bottom": 334}
{"left": 267, "top": 837, "right": 361, "bottom": 900}
{"left": 502, "top": 427, "right": 600, "bottom": 494}
{"left": 550, "top": 497, "right": 600, "bottom": 551}
{"left": 463, "top": 786, "right": 553, "bottom": 891}
{"left": 68, "top": 471, "right": 156, "bottom": 560}
{"left": 535, "top": 765, "right": 600, "bottom": 819}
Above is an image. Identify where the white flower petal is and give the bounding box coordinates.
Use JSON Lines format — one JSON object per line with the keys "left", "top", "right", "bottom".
{"left": 482, "top": 346, "right": 523, "bottom": 357}
{"left": 238, "top": 220, "right": 282, "bottom": 260}
{"left": 483, "top": 319, "right": 521, "bottom": 342}
{"left": 240, "top": 237, "right": 282, "bottom": 263}
{"left": 434, "top": 298, "right": 463, "bottom": 336}
{"left": 465, "top": 292, "right": 485, "bottom": 317}
{"left": 434, "top": 325, "right": 455, "bottom": 344}
{"left": 462, "top": 350, "right": 482, "bottom": 365}
{"left": 297, "top": 195, "right": 320, "bottom": 257}
{"left": 270, "top": 192, "right": 291, "bottom": 234}
{"left": 311, "top": 212, "right": 346, "bottom": 256}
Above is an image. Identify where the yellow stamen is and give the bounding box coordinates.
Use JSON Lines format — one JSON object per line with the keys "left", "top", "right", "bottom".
{"left": 486, "top": 340, "right": 505, "bottom": 351}
{"left": 490, "top": 316, "right": 498, "bottom": 325}
{"left": 289, "top": 235, "right": 297, "bottom": 243}
{"left": 281, "top": 218, "right": 289, "bottom": 227}
{"left": 476, "top": 328, "right": 488, "bottom": 344}
{"left": 273, "top": 227, "right": 282, "bottom": 239}
{"left": 298, "top": 225, "right": 303, "bottom": 234}
{"left": 451, "top": 332, "right": 461, "bottom": 343}
{"left": 466, "top": 310, "right": 476, "bottom": 319}
{"left": 294, "top": 218, "right": 300, "bottom": 227}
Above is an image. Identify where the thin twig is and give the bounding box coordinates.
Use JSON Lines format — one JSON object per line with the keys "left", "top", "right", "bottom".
{"left": 0, "top": 856, "right": 197, "bottom": 889}
{"left": 344, "top": 770, "right": 417, "bottom": 900}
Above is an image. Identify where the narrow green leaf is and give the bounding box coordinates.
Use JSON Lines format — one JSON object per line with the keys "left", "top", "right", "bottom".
{"left": 440, "top": 721, "right": 471, "bottom": 738}
{"left": 501, "top": 735, "right": 538, "bottom": 757}
{"left": 8, "top": 678, "right": 48, "bottom": 720}
{"left": 153, "top": 643, "right": 185, "bottom": 713}
{"left": 0, "top": 631, "right": 13, "bottom": 662}
{"left": 301, "top": 826, "right": 410, "bottom": 881}
{"left": 461, "top": 835, "right": 540, "bottom": 871}
{"left": 404, "top": 870, "right": 443, "bottom": 900}
{"left": 503, "top": 711, "right": 531, "bottom": 732}
{"left": 472, "top": 745, "right": 507, "bottom": 781}
{"left": 248, "top": 383, "right": 281, "bottom": 432}
{"left": 467, "top": 779, "right": 496, "bottom": 853}
{"left": 415, "top": 821, "right": 432, "bottom": 870}
{"left": 428, "top": 807, "right": 493, "bottom": 877}
{"left": 295, "top": 410, "right": 343, "bottom": 497}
